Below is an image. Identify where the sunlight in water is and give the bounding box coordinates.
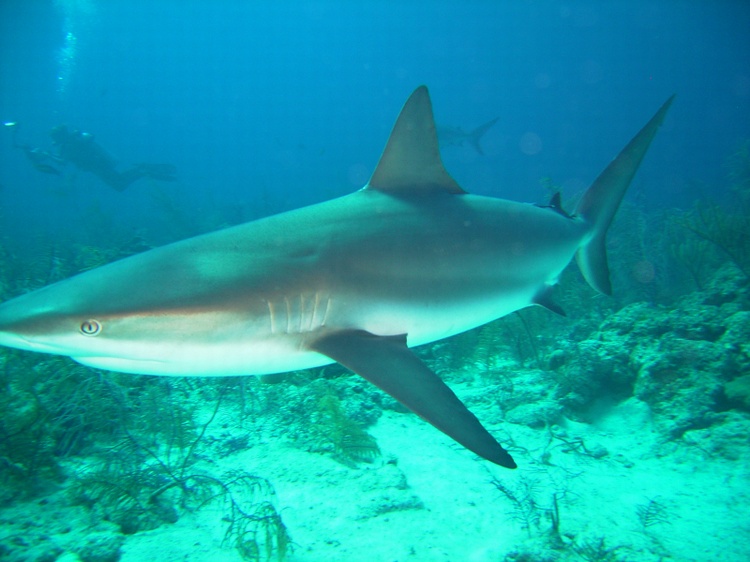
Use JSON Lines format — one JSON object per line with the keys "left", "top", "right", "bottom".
{"left": 54, "top": 0, "right": 96, "bottom": 98}
{"left": 56, "top": 31, "right": 77, "bottom": 96}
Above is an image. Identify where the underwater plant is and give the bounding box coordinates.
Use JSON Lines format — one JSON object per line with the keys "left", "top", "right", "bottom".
{"left": 491, "top": 476, "right": 543, "bottom": 539}
{"left": 220, "top": 476, "right": 292, "bottom": 562}
{"left": 474, "top": 320, "right": 510, "bottom": 373}
{"left": 572, "top": 537, "right": 627, "bottom": 562}
{"left": 315, "top": 391, "right": 380, "bottom": 465}
{"left": 69, "top": 378, "right": 291, "bottom": 561}
{"left": 491, "top": 474, "right": 565, "bottom": 547}
{"left": 492, "top": 469, "right": 646, "bottom": 561}
{"left": 675, "top": 140, "right": 750, "bottom": 280}
{"left": 680, "top": 200, "right": 750, "bottom": 279}
{"left": 0, "top": 366, "right": 63, "bottom": 501}
{"left": 0, "top": 240, "right": 64, "bottom": 297}
{"left": 235, "top": 372, "right": 382, "bottom": 465}
{"left": 636, "top": 497, "right": 671, "bottom": 529}
{"left": 471, "top": 309, "right": 555, "bottom": 374}
{"left": 666, "top": 221, "right": 716, "bottom": 291}
{"left": 0, "top": 350, "right": 125, "bottom": 502}
{"left": 540, "top": 426, "right": 607, "bottom": 468}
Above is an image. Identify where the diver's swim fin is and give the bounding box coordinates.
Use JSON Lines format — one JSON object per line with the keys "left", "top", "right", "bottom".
{"left": 139, "top": 163, "right": 177, "bottom": 182}
{"left": 32, "top": 164, "right": 63, "bottom": 176}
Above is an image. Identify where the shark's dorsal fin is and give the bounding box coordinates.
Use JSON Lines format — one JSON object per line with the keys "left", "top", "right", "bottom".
{"left": 366, "top": 86, "right": 465, "bottom": 195}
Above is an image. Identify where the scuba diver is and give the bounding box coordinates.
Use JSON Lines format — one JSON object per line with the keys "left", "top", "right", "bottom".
{"left": 5, "top": 122, "right": 177, "bottom": 192}
{"left": 4, "top": 122, "right": 64, "bottom": 176}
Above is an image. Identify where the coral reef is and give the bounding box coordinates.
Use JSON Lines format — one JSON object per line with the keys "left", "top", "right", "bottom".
{"left": 0, "top": 350, "right": 291, "bottom": 562}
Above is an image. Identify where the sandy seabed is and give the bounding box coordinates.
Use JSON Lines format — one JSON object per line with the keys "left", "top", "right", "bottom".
{"left": 111, "top": 394, "right": 749, "bottom": 562}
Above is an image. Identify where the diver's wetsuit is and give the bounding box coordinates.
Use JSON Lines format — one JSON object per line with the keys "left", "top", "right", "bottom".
{"left": 49, "top": 125, "right": 176, "bottom": 192}
{"left": 6, "top": 122, "right": 63, "bottom": 175}
{"left": 20, "top": 145, "right": 63, "bottom": 176}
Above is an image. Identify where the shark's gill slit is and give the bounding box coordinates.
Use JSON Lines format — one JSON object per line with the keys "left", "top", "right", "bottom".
{"left": 321, "top": 296, "right": 332, "bottom": 327}
{"left": 284, "top": 297, "right": 292, "bottom": 334}
{"left": 266, "top": 300, "right": 277, "bottom": 335}
{"left": 298, "top": 294, "right": 305, "bottom": 334}
{"left": 310, "top": 292, "right": 321, "bottom": 332}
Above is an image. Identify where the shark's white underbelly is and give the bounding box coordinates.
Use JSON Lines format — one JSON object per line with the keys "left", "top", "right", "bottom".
{"left": 73, "top": 282, "right": 540, "bottom": 377}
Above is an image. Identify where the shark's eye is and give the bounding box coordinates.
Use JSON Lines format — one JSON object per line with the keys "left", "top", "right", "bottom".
{"left": 80, "top": 319, "right": 102, "bottom": 336}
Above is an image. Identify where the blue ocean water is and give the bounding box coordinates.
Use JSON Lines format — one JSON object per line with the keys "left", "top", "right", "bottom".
{"left": 1, "top": 1, "right": 747, "bottom": 243}
{"left": 0, "top": 1, "right": 749, "bottom": 561}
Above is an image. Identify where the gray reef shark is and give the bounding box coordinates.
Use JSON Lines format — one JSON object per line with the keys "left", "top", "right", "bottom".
{"left": 0, "top": 86, "right": 672, "bottom": 469}
{"left": 438, "top": 116, "right": 499, "bottom": 155}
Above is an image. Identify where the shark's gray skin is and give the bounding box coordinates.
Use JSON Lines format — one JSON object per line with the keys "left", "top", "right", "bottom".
{"left": 437, "top": 116, "right": 500, "bottom": 155}
{"left": 0, "top": 87, "right": 673, "bottom": 469}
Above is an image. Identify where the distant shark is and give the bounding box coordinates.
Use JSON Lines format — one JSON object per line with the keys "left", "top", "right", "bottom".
{"left": 0, "top": 86, "right": 672, "bottom": 469}
{"left": 438, "top": 117, "right": 500, "bottom": 155}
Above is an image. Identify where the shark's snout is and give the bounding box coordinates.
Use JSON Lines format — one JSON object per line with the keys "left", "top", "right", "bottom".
{"left": 0, "top": 290, "right": 80, "bottom": 354}
{"left": 0, "top": 296, "right": 35, "bottom": 345}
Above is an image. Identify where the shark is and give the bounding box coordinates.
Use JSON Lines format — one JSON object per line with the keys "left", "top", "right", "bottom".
{"left": 0, "top": 86, "right": 672, "bottom": 469}
{"left": 437, "top": 116, "right": 500, "bottom": 155}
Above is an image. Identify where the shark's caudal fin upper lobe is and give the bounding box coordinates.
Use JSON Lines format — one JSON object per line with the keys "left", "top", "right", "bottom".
{"left": 468, "top": 117, "right": 500, "bottom": 155}
{"left": 575, "top": 96, "right": 675, "bottom": 295}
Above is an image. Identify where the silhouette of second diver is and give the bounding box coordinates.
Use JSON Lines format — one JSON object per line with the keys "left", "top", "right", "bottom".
{"left": 6, "top": 122, "right": 176, "bottom": 192}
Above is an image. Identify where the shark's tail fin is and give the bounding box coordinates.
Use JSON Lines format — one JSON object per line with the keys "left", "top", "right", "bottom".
{"left": 469, "top": 117, "right": 499, "bottom": 155}
{"left": 574, "top": 96, "right": 674, "bottom": 295}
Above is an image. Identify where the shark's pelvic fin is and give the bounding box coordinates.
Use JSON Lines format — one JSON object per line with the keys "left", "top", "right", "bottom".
{"left": 309, "top": 329, "right": 517, "bottom": 468}
{"left": 575, "top": 95, "right": 675, "bottom": 295}
{"left": 533, "top": 286, "right": 566, "bottom": 316}
{"left": 366, "top": 85, "right": 465, "bottom": 195}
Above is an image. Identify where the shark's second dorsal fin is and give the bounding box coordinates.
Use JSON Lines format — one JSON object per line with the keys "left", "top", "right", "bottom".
{"left": 366, "top": 86, "right": 465, "bottom": 195}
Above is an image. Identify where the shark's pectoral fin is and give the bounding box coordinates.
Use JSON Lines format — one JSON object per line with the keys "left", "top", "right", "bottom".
{"left": 309, "top": 329, "right": 517, "bottom": 469}
{"left": 469, "top": 116, "right": 499, "bottom": 156}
